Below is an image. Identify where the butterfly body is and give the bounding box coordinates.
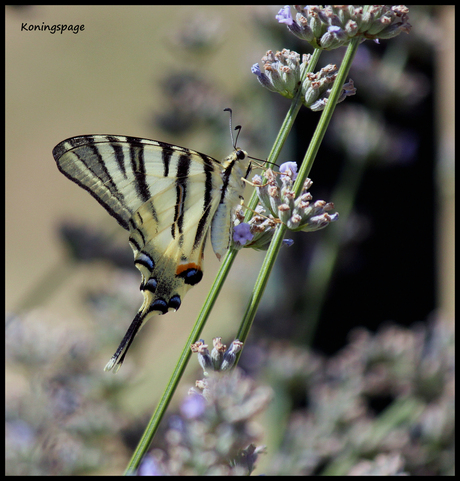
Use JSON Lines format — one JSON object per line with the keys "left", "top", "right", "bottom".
{"left": 53, "top": 135, "right": 251, "bottom": 371}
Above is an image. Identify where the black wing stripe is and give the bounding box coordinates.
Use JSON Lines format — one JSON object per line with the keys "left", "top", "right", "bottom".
{"left": 194, "top": 153, "right": 217, "bottom": 249}
{"left": 130, "top": 143, "right": 151, "bottom": 203}
{"left": 158, "top": 141, "right": 174, "bottom": 177}
{"left": 173, "top": 153, "right": 191, "bottom": 242}
{"left": 128, "top": 235, "right": 141, "bottom": 252}
{"left": 219, "top": 159, "right": 236, "bottom": 204}
{"left": 110, "top": 141, "right": 128, "bottom": 179}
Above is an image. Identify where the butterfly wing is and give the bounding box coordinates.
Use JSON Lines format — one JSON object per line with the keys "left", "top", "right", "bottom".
{"left": 53, "top": 135, "right": 223, "bottom": 371}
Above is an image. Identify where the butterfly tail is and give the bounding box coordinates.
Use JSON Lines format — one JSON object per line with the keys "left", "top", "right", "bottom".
{"left": 104, "top": 310, "right": 156, "bottom": 373}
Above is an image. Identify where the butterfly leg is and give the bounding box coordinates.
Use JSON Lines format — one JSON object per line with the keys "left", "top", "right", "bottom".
{"left": 242, "top": 177, "right": 269, "bottom": 188}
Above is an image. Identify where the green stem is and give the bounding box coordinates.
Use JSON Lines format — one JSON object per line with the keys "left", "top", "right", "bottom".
{"left": 236, "top": 37, "right": 361, "bottom": 351}
{"left": 124, "top": 37, "right": 360, "bottom": 473}
{"left": 295, "top": 37, "right": 360, "bottom": 194}
{"left": 245, "top": 48, "right": 322, "bottom": 215}
{"left": 124, "top": 48, "right": 324, "bottom": 475}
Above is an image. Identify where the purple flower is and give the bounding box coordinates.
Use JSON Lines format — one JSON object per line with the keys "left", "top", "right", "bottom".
{"left": 251, "top": 63, "right": 261, "bottom": 76}
{"left": 181, "top": 393, "right": 207, "bottom": 419}
{"left": 138, "top": 455, "right": 164, "bottom": 476}
{"left": 233, "top": 223, "right": 254, "bottom": 245}
{"left": 282, "top": 238, "right": 294, "bottom": 247}
{"left": 328, "top": 25, "right": 342, "bottom": 34}
{"left": 280, "top": 161, "right": 298, "bottom": 181}
{"left": 275, "top": 5, "right": 293, "bottom": 25}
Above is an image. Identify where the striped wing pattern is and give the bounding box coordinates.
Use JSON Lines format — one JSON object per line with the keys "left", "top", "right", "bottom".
{"left": 53, "top": 135, "right": 249, "bottom": 372}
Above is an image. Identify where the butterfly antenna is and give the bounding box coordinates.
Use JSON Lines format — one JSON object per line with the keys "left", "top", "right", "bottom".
{"left": 224, "top": 107, "right": 241, "bottom": 150}
{"left": 224, "top": 107, "right": 275, "bottom": 166}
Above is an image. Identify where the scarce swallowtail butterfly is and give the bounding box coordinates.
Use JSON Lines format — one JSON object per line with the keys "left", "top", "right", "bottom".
{"left": 53, "top": 133, "right": 252, "bottom": 372}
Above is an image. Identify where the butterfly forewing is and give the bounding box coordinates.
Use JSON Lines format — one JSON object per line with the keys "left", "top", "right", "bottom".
{"left": 53, "top": 134, "right": 250, "bottom": 372}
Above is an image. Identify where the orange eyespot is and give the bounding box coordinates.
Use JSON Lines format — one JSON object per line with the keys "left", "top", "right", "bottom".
{"left": 176, "top": 262, "right": 200, "bottom": 276}
{"left": 176, "top": 263, "right": 203, "bottom": 286}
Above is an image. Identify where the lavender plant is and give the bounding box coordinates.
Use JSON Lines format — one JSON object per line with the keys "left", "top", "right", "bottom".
{"left": 7, "top": 310, "right": 453, "bottom": 474}
{"left": 135, "top": 339, "right": 272, "bottom": 475}
{"left": 7, "top": 5, "right": 423, "bottom": 476}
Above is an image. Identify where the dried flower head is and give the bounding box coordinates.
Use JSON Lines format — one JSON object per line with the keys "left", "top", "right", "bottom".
{"left": 277, "top": 5, "right": 411, "bottom": 49}
{"left": 252, "top": 51, "right": 356, "bottom": 110}
{"left": 251, "top": 49, "right": 310, "bottom": 99}
{"left": 191, "top": 338, "right": 244, "bottom": 375}
{"left": 232, "top": 163, "right": 338, "bottom": 252}
{"left": 302, "top": 66, "right": 356, "bottom": 111}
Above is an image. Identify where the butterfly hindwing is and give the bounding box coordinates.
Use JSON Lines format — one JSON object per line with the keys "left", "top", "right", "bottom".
{"left": 53, "top": 134, "right": 250, "bottom": 372}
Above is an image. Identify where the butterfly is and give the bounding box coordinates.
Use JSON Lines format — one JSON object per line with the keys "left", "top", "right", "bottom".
{"left": 53, "top": 134, "right": 252, "bottom": 372}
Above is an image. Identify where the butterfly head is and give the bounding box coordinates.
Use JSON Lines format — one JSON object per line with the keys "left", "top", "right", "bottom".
{"left": 221, "top": 148, "right": 252, "bottom": 184}
{"left": 235, "top": 148, "right": 247, "bottom": 161}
